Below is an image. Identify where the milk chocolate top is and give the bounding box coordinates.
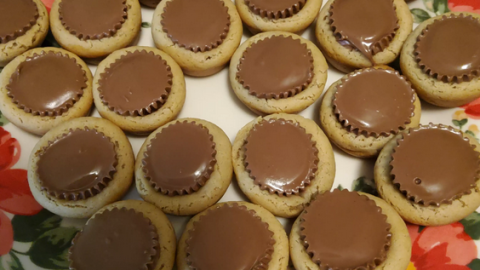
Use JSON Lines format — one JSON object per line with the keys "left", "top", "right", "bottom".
{"left": 161, "top": 0, "right": 230, "bottom": 52}
{"left": 330, "top": 0, "right": 398, "bottom": 62}
{"left": 139, "top": 0, "right": 160, "bottom": 8}
{"left": 334, "top": 69, "right": 415, "bottom": 137}
{"left": 244, "top": 119, "right": 318, "bottom": 196}
{"left": 7, "top": 51, "right": 87, "bottom": 116}
{"left": 59, "top": 0, "right": 128, "bottom": 40}
{"left": 415, "top": 14, "right": 480, "bottom": 83}
{"left": 0, "top": 0, "right": 38, "bottom": 44}
{"left": 186, "top": 204, "right": 274, "bottom": 270}
{"left": 391, "top": 125, "right": 480, "bottom": 206}
{"left": 143, "top": 122, "right": 216, "bottom": 196}
{"left": 69, "top": 208, "right": 159, "bottom": 270}
{"left": 237, "top": 36, "right": 314, "bottom": 100}
{"left": 301, "top": 190, "right": 392, "bottom": 269}
{"left": 37, "top": 129, "right": 117, "bottom": 201}
{"left": 245, "top": 0, "right": 306, "bottom": 19}
{"left": 98, "top": 50, "right": 172, "bottom": 116}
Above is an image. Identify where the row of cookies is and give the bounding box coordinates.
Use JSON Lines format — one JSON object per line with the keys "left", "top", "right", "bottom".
{"left": 66, "top": 190, "right": 412, "bottom": 270}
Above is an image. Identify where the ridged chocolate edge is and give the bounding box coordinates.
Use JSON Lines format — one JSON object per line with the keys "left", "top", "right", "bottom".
{"left": 243, "top": 118, "right": 319, "bottom": 196}
{"left": 6, "top": 51, "right": 88, "bottom": 117}
{"left": 37, "top": 127, "right": 118, "bottom": 201}
{"left": 299, "top": 189, "right": 392, "bottom": 270}
{"left": 142, "top": 121, "right": 217, "bottom": 196}
{"left": 333, "top": 68, "right": 416, "bottom": 138}
{"left": 390, "top": 123, "right": 480, "bottom": 206}
{"left": 245, "top": 0, "right": 306, "bottom": 19}
{"left": 236, "top": 36, "right": 314, "bottom": 100}
{"left": 98, "top": 50, "right": 173, "bottom": 116}
{"left": 0, "top": 0, "right": 39, "bottom": 44}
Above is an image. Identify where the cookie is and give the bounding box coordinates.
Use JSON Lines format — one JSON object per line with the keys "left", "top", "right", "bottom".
{"left": 229, "top": 31, "right": 328, "bottom": 115}
{"left": 69, "top": 200, "right": 176, "bottom": 270}
{"left": 232, "top": 113, "right": 335, "bottom": 218}
{"left": 93, "top": 46, "right": 186, "bottom": 134}
{"left": 50, "top": 0, "right": 142, "bottom": 59}
{"left": 28, "top": 117, "right": 135, "bottom": 218}
{"left": 235, "top": 0, "right": 323, "bottom": 34}
{"left": 177, "top": 201, "right": 289, "bottom": 270}
{"left": 0, "top": 47, "right": 93, "bottom": 135}
{"left": 319, "top": 67, "right": 421, "bottom": 158}
{"left": 0, "top": 0, "right": 49, "bottom": 67}
{"left": 400, "top": 12, "right": 480, "bottom": 107}
{"left": 290, "top": 190, "right": 411, "bottom": 270}
{"left": 375, "top": 124, "right": 480, "bottom": 226}
{"left": 152, "top": 0, "right": 243, "bottom": 77}
{"left": 316, "top": 0, "right": 412, "bottom": 73}
{"left": 136, "top": 118, "right": 232, "bottom": 216}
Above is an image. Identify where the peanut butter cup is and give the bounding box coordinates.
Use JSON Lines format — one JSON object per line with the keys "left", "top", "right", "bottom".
{"left": 414, "top": 14, "right": 480, "bottom": 83}
{"left": 59, "top": 0, "right": 128, "bottom": 40}
{"left": 6, "top": 51, "right": 87, "bottom": 117}
{"left": 333, "top": 69, "right": 415, "bottom": 137}
{"left": 391, "top": 124, "right": 480, "bottom": 206}
{"left": 244, "top": 0, "right": 306, "bottom": 19}
{"left": 236, "top": 36, "right": 314, "bottom": 99}
{"left": 161, "top": 0, "right": 230, "bottom": 52}
{"left": 244, "top": 119, "right": 318, "bottom": 196}
{"left": 143, "top": 121, "right": 216, "bottom": 196}
{"left": 98, "top": 50, "right": 172, "bottom": 116}
{"left": 300, "top": 190, "right": 392, "bottom": 269}
{"left": 69, "top": 208, "right": 159, "bottom": 270}
{"left": 37, "top": 128, "right": 117, "bottom": 200}
{"left": 0, "top": 0, "right": 38, "bottom": 44}
{"left": 186, "top": 203, "right": 275, "bottom": 270}
{"left": 329, "top": 0, "right": 398, "bottom": 62}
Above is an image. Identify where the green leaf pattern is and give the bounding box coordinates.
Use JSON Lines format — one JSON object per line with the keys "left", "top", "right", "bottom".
{"left": 0, "top": 111, "right": 8, "bottom": 127}
{"left": 411, "top": 8, "right": 431, "bottom": 23}
{"left": 29, "top": 227, "right": 78, "bottom": 269}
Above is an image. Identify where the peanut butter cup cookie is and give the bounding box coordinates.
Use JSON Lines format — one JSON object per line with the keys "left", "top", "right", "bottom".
{"left": 235, "top": 0, "right": 323, "bottom": 34}
{"left": 316, "top": 0, "right": 412, "bottom": 73}
{"left": 50, "top": 0, "right": 141, "bottom": 59}
{"left": 232, "top": 113, "right": 335, "bottom": 218}
{"left": 320, "top": 68, "right": 421, "bottom": 158}
{"left": 177, "top": 201, "right": 289, "bottom": 270}
{"left": 0, "top": 0, "right": 49, "bottom": 67}
{"left": 290, "top": 190, "right": 411, "bottom": 270}
{"left": 152, "top": 0, "right": 243, "bottom": 77}
{"left": 28, "top": 117, "right": 135, "bottom": 218}
{"left": 401, "top": 12, "right": 480, "bottom": 107}
{"left": 0, "top": 47, "right": 93, "bottom": 135}
{"left": 93, "top": 46, "right": 185, "bottom": 134}
{"left": 230, "top": 31, "right": 328, "bottom": 115}
{"left": 69, "top": 200, "right": 176, "bottom": 270}
{"left": 375, "top": 124, "right": 480, "bottom": 226}
{"left": 136, "top": 118, "right": 232, "bottom": 216}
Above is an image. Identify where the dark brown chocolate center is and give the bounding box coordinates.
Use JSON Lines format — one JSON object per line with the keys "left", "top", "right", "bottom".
{"left": 139, "top": 0, "right": 160, "bottom": 8}
{"left": 37, "top": 129, "right": 117, "bottom": 200}
{"left": 334, "top": 69, "right": 414, "bottom": 137}
{"left": 59, "top": 0, "right": 127, "bottom": 40}
{"left": 161, "top": 0, "right": 230, "bottom": 52}
{"left": 391, "top": 127, "right": 480, "bottom": 206}
{"left": 245, "top": 0, "right": 305, "bottom": 19}
{"left": 301, "top": 190, "right": 391, "bottom": 269}
{"left": 237, "top": 36, "right": 313, "bottom": 99}
{"left": 69, "top": 208, "right": 159, "bottom": 270}
{"left": 415, "top": 15, "right": 480, "bottom": 83}
{"left": 7, "top": 52, "right": 86, "bottom": 116}
{"left": 0, "top": 0, "right": 38, "bottom": 44}
{"left": 186, "top": 204, "right": 274, "bottom": 270}
{"left": 244, "top": 119, "right": 318, "bottom": 195}
{"left": 330, "top": 0, "right": 398, "bottom": 62}
{"left": 143, "top": 122, "right": 216, "bottom": 196}
{"left": 99, "top": 51, "right": 171, "bottom": 116}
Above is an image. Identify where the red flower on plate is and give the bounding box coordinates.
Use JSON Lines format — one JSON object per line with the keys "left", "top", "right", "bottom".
{"left": 449, "top": 0, "right": 480, "bottom": 14}
{"left": 40, "top": 0, "right": 54, "bottom": 12}
{"left": 407, "top": 223, "right": 477, "bottom": 270}
{"left": 461, "top": 98, "right": 480, "bottom": 119}
{"left": 0, "top": 127, "right": 42, "bottom": 256}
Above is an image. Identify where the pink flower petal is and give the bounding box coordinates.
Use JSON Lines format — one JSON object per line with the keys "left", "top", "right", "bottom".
{"left": 0, "top": 211, "right": 13, "bottom": 256}
{"left": 0, "top": 128, "right": 21, "bottom": 171}
{"left": 0, "top": 169, "right": 42, "bottom": 216}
